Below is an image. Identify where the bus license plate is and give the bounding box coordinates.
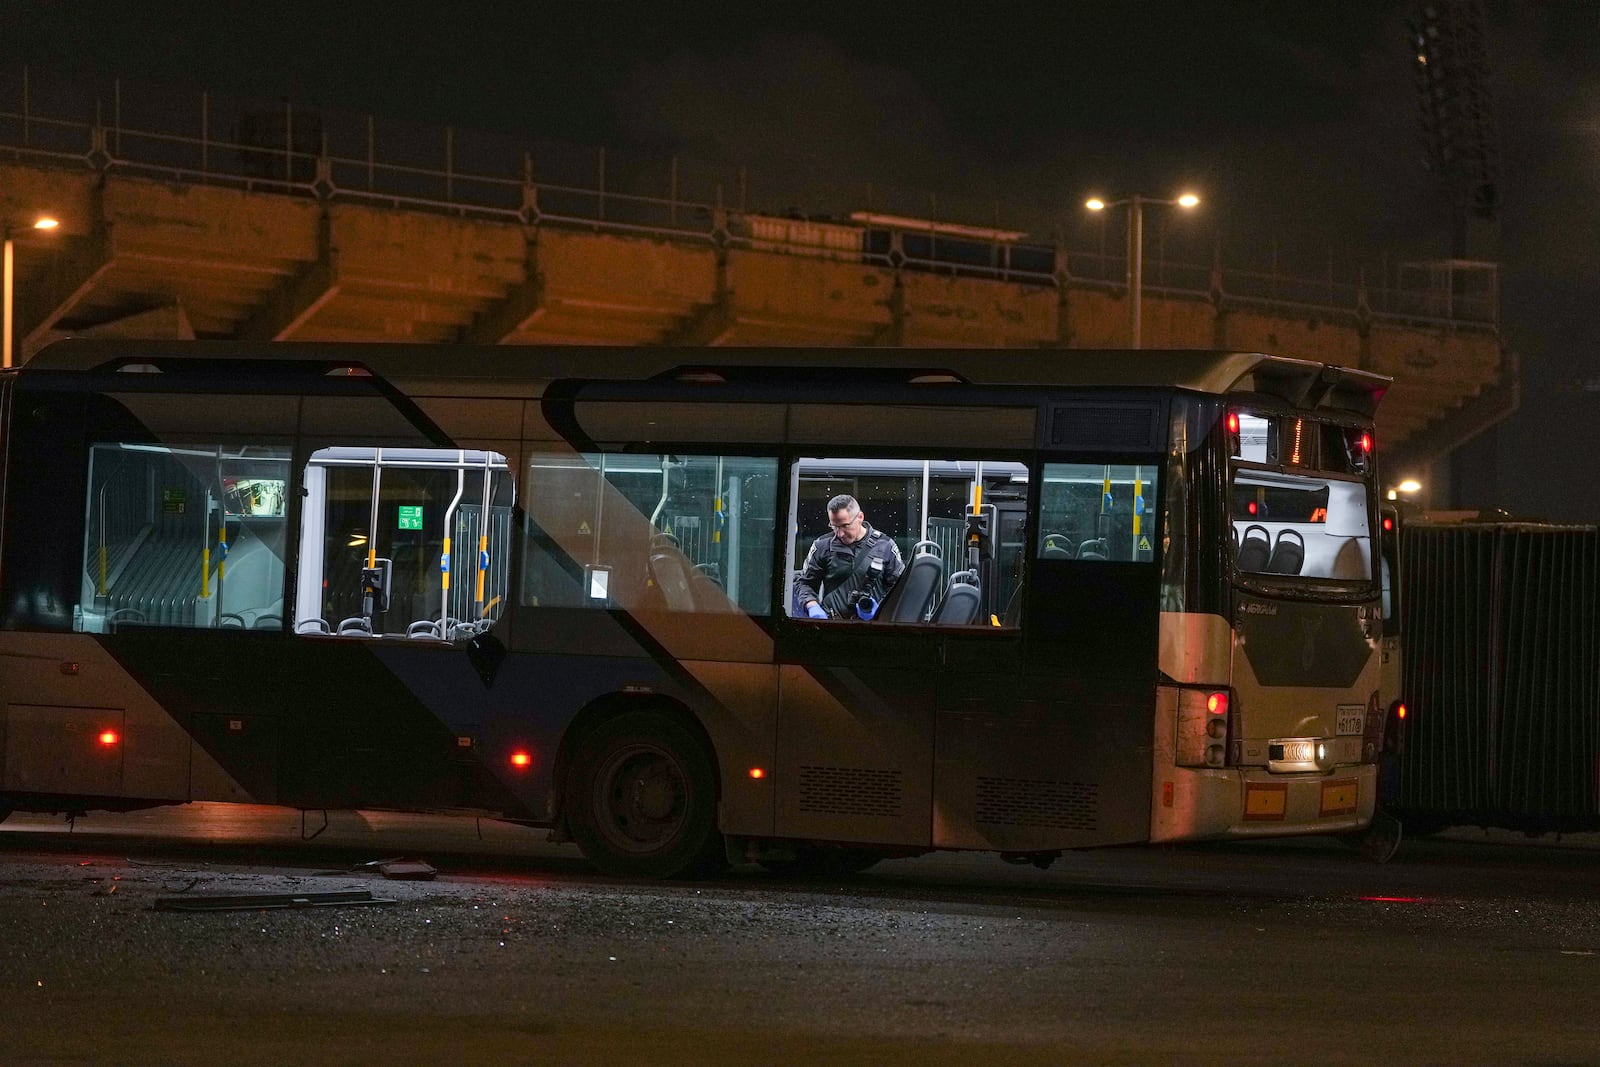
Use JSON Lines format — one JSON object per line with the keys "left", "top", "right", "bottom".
{"left": 1336, "top": 704, "right": 1364, "bottom": 736}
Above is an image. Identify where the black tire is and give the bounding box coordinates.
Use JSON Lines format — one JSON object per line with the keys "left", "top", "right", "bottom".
{"left": 564, "top": 710, "right": 725, "bottom": 879}
{"left": 760, "top": 845, "right": 886, "bottom": 877}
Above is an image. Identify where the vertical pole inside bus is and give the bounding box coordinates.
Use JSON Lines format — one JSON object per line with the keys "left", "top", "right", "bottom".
{"left": 360, "top": 447, "right": 390, "bottom": 631}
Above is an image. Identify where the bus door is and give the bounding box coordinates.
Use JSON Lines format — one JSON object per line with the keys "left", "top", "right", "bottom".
{"left": 284, "top": 392, "right": 520, "bottom": 812}
{"left": 772, "top": 457, "right": 972, "bottom": 851}
{"left": 933, "top": 459, "right": 1161, "bottom": 851}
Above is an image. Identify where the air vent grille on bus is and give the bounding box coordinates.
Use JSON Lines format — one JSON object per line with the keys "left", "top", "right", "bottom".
{"left": 1049, "top": 402, "right": 1160, "bottom": 450}
{"left": 798, "top": 766, "right": 904, "bottom": 817}
{"left": 976, "top": 777, "right": 1098, "bottom": 831}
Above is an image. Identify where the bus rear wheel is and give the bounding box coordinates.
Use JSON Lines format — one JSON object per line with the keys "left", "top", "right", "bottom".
{"left": 565, "top": 710, "right": 724, "bottom": 879}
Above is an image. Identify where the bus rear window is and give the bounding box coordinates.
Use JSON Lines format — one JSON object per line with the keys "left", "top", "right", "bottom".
{"left": 1231, "top": 469, "right": 1371, "bottom": 581}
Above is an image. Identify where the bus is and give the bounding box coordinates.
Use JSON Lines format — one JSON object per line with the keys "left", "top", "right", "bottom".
{"left": 0, "top": 341, "right": 1389, "bottom": 877}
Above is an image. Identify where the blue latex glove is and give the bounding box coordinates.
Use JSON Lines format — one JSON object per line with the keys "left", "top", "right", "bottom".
{"left": 855, "top": 595, "right": 879, "bottom": 621}
{"left": 806, "top": 602, "right": 828, "bottom": 619}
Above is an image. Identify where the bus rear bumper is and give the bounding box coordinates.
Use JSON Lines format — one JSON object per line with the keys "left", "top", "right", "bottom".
{"left": 1150, "top": 764, "right": 1377, "bottom": 843}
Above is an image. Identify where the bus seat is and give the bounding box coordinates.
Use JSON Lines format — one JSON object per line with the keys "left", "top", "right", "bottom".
{"left": 648, "top": 550, "right": 697, "bottom": 611}
{"left": 1267, "top": 529, "right": 1306, "bottom": 574}
{"left": 1077, "top": 538, "right": 1108, "bottom": 561}
{"left": 337, "top": 616, "right": 373, "bottom": 636}
{"left": 295, "top": 618, "right": 331, "bottom": 635}
{"left": 1039, "top": 533, "right": 1074, "bottom": 560}
{"left": 933, "top": 571, "right": 981, "bottom": 625}
{"left": 1236, "top": 525, "right": 1271, "bottom": 571}
{"left": 879, "top": 541, "right": 942, "bottom": 623}
{"left": 253, "top": 614, "right": 283, "bottom": 631}
{"left": 688, "top": 569, "right": 731, "bottom": 612}
{"left": 407, "top": 619, "right": 444, "bottom": 639}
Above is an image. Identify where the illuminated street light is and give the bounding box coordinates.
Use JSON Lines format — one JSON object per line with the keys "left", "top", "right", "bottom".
{"left": 1085, "top": 193, "right": 1200, "bottom": 348}
{"left": 1397, "top": 479, "right": 1422, "bottom": 494}
{"left": 3, "top": 215, "right": 60, "bottom": 369}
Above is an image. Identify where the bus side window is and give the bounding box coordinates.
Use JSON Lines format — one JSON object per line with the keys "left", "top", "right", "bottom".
{"left": 294, "top": 446, "right": 515, "bottom": 640}
{"left": 789, "top": 457, "right": 1029, "bottom": 627}
{"left": 521, "top": 452, "right": 777, "bottom": 616}
{"left": 1038, "top": 462, "right": 1159, "bottom": 564}
{"left": 79, "top": 442, "right": 291, "bottom": 634}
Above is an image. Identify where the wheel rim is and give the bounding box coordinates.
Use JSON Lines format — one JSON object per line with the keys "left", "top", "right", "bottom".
{"left": 590, "top": 741, "right": 691, "bottom": 855}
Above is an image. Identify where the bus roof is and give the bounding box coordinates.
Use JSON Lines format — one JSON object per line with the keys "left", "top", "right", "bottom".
{"left": 23, "top": 340, "right": 1389, "bottom": 414}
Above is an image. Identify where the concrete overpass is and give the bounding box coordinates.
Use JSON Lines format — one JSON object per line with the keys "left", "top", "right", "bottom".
{"left": 0, "top": 73, "right": 1510, "bottom": 480}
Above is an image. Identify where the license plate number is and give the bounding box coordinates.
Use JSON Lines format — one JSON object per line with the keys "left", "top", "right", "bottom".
{"left": 1336, "top": 704, "right": 1364, "bottom": 736}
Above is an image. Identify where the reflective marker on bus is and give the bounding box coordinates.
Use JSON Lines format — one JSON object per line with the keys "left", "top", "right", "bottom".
{"left": 0, "top": 342, "right": 1389, "bottom": 877}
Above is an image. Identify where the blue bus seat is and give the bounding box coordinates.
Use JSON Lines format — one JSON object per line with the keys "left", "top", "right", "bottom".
{"left": 878, "top": 540, "right": 942, "bottom": 623}
{"left": 933, "top": 570, "right": 981, "bottom": 625}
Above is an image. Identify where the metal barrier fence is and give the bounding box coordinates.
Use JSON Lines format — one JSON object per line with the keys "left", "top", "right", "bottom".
{"left": 0, "top": 67, "right": 1497, "bottom": 329}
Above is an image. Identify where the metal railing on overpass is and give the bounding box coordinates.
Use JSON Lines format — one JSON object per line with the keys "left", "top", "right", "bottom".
{"left": 0, "top": 67, "right": 1497, "bottom": 331}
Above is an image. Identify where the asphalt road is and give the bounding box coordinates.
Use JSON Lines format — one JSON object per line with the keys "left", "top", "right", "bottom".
{"left": 2, "top": 805, "right": 1599, "bottom": 1065}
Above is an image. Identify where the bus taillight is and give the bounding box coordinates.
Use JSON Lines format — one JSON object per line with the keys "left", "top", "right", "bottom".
{"left": 509, "top": 750, "right": 533, "bottom": 769}
{"left": 1173, "top": 687, "right": 1232, "bottom": 768}
{"left": 1383, "top": 700, "right": 1407, "bottom": 755}
{"left": 1225, "top": 411, "right": 1241, "bottom": 456}
{"left": 98, "top": 730, "right": 119, "bottom": 747}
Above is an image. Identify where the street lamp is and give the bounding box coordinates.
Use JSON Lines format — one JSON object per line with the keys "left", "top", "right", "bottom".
{"left": 1085, "top": 192, "right": 1200, "bottom": 348}
{"left": 3, "top": 215, "right": 60, "bottom": 370}
{"left": 1386, "top": 479, "right": 1423, "bottom": 501}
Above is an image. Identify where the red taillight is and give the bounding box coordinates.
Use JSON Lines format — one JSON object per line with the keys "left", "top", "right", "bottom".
{"left": 1226, "top": 412, "right": 1240, "bottom": 434}
{"left": 98, "top": 730, "right": 119, "bottom": 746}
{"left": 1247, "top": 500, "right": 1258, "bottom": 515}
{"left": 748, "top": 767, "right": 765, "bottom": 779}
{"left": 1397, "top": 703, "right": 1407, "bottom": 720}
{"left": 1359, "top": 433, "right": 1373, "bottom": 454}
{"left": 509, "top": 750, "right": 532, "bottom": 769}
{"left": 1383, "top": 516, "right": 1394, "bottom": 531}
{"left": 1173, "top": 687, "right": 1232, "bottom": 768}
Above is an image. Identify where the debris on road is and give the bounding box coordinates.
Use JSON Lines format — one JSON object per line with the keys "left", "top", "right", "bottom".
{"left": 153, "top": 890, "right": 397, "bottom": 913}
{"left": 354, "top": 857, "right": 439, "bottom": 881}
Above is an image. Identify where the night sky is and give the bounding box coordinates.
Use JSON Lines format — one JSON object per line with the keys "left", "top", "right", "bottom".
{"left": 5, "top": 2, "right": 1598, "bottom": 519}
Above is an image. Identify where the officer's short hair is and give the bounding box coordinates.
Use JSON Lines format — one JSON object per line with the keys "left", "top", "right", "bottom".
{"left": 826, "top": 494, "right": 859, "bottom": 516}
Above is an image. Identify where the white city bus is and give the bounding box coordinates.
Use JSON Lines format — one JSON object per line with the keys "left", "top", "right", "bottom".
{"left": 0, "top": 341, "right": 1388, "bottom": 876}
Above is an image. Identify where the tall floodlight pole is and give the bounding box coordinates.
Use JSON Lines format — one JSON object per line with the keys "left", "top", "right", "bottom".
{"left": 2, "top": 215, "right": 60, "bottom": 369}
{"left": 1085, "top": 193, "right": 1199, "bottom": 349}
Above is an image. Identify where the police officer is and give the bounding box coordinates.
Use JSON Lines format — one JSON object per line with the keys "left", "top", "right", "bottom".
{"left": 795, "top": 494, "right": 904, "bottom": 619}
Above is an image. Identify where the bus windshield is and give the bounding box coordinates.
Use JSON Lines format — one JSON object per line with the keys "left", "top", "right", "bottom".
{"left": 1229, "top": 412, "right": 1373, "bottom": 584}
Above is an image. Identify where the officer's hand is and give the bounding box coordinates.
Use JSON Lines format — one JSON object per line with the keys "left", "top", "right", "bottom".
{"left": 806, "top": 603, "right": 828, "bottom": 619}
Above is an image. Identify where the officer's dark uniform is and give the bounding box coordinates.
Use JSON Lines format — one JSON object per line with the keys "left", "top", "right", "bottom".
{"left": 794, "top": 522, "right": 904, "bottom": 619}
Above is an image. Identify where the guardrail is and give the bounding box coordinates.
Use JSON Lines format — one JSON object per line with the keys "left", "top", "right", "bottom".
{"left": 0, "top": 67, "right": 1497, "bottom": 330}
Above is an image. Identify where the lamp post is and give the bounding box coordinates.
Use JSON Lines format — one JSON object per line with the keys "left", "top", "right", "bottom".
{"left": 3, "top": 215, "right": 60, "bottom": 370}
{"left": 1085, "top": 193, "right": 1199, "bottom": 348}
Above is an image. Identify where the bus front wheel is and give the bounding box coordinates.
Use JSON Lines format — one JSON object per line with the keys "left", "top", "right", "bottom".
{"left": 564, "top": 710, "right": 724, "bottom": 879}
